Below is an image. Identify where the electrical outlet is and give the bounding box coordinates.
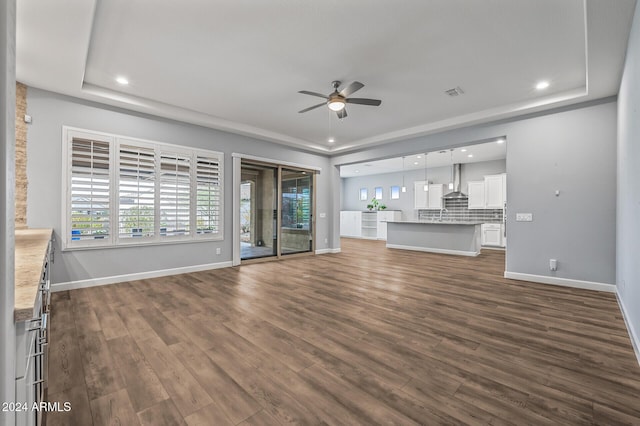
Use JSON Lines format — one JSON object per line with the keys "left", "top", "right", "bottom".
{"left": 516, "top": 213, "right": 533, "bottom": 222}
{"left": 549, "top": 259, "right": 557, "bottom": 271}
{"left": 216, "top": 248, "right": 221, "bottom": 255}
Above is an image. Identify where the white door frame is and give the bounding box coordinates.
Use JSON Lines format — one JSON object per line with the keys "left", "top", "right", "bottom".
{"left": 232, "top": 153, "right": 321, "bottom": 266}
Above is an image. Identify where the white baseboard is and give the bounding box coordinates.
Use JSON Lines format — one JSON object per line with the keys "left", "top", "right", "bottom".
{"left": 315, "top": 248, "right": 342, "bottom": 255}
{"left": 481, "top": 246, "right": 506, "bottom": 251}
{"left": 51, "top": 261, "right": 233, "bottom": 292}
{"left": 386, "top": 244, "right": 479, "bottom": 257}
{"left": 504, "top": 271, "right": 616, "bottom": 293}
{"left": 616, "top": 291, "right": 640, "bottom": 367}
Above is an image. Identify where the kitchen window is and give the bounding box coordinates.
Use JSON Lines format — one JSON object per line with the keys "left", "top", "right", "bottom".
{"left": 62, "top": 127, "right": 223, "bottom": 250}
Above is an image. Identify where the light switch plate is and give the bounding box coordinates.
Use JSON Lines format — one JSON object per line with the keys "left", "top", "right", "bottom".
{"left": 516, "top": 213, "right": 533, "bottom": 222}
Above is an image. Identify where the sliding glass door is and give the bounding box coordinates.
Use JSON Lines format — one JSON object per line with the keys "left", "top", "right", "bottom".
{"left": 239, "top": 161, "right": 314, "bottom": 261}
{"left": 281, "top": 169, "right": 313, "bottom": 255}
{"left": 240, "top": 162, "right": 278, "bottom": 260}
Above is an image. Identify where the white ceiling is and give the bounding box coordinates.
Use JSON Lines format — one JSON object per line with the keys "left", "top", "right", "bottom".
{"left": 16, "top": 0, "right": 636, "bottom": 154}
{"left": 340, "top": 139, "right": 507, "bottom": 178}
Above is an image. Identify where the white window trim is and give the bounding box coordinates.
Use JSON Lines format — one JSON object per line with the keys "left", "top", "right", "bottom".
{"left": 62, "top": 126, "right": 224, "bottom": 251}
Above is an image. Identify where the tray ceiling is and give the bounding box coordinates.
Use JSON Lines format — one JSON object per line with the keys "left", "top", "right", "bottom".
{"left": 16, "top": 0, "right": 637, "bottom": 154}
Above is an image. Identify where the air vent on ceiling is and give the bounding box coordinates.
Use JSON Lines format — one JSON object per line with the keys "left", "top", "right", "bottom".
{"left": 445, "top": 86, "right": 464, "bottom": 97}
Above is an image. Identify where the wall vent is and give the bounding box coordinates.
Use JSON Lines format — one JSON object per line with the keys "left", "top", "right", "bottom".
{"left": 445, "top": 86, "right": 464, "bottom": 97}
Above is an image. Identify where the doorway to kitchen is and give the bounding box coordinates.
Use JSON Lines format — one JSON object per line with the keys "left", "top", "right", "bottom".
{"left": 235, "top": 156, "right": 316, "bottom": 264}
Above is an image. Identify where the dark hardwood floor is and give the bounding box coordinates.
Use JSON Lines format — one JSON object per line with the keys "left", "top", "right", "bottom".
{"left": 46, "top": 239, "right": 640, "bottom": 425}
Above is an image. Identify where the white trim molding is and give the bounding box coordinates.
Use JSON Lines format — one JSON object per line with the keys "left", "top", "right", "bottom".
{"left": 232, "top": 152, "right": 322, "bottom": 172}
{"left": 616, "top": 291, "right": 640, "bottom": 368}
{"left": 315, "top": 248, "right": 341, "bottom": 255}
{"left": 386, "top": 244, "right": 479, "bottom": 257}
{"left": 51, "top": 261, "right": 233, "bottom": 292}
{"left": 504, "top": 271, "right": 615, "bottom": 293}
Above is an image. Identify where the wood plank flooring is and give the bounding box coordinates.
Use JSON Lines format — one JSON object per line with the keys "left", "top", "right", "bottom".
{"left": 46, "top": 239, "right": 640, "bottom": 425}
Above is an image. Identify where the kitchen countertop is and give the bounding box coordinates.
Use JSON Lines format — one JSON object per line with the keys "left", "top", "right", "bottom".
{"left": 386, "top": 220, "right": 483, "bottom": 225}
{"left": 15, "top": 228, "right": 52, "bottom": 322}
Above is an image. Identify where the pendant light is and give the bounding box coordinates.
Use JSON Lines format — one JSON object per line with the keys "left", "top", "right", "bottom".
{"left": 448, "top": 149, "right": 454, "bottom": 190}
{"left": 423, "top": 153, "right": 429, "bottom": 191}
{"left": 401, "top": 156, "right": 407, "bottom": 192}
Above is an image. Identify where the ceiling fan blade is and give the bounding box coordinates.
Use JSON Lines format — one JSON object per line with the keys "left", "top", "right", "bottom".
{"left": 336, "top": 108, "right": 347, "bottom": 119}
{"left": 298, "top": 102, "right": 326, "bottom": 113}
{"left": 339, "top": 81, "right": 364, "bottom": 97}
{"left": 346, "top": 98, "right": 382, "bottom": 106}
{"left": 298, "top": 90, "right": 328, "bottom": 99}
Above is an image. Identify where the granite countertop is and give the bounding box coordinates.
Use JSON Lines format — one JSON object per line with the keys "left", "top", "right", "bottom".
{"left": 15, "top": 228, "right": 52, "bottom": 322}
{"left": 387, "top": 220, "right": 484, "bottom": 225}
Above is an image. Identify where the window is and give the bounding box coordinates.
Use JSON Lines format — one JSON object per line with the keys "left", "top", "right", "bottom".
{"left": 63, "top": 128, "right": 224, "bottom": 249}
{"left": 196, "top": 155, "right": 222, "bottom": 235}
{"left": 69, "top": 135, "right": 112, "bottom": 245}
{"left": 159, "top": 150, "right": 191, "bottom": 237}
{"left": 118, "top": 143, "right": 156, "bottom": 241}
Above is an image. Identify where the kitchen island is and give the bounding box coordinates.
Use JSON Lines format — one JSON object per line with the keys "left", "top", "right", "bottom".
{"left": 386, "top": 221, "right": 482, "bottom": 256}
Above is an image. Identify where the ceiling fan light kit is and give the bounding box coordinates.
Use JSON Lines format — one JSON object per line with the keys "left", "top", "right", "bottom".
{"left": 328, "top": 98, "right": 346, "bottom": 111}
{"left": 298, "top": 80, "right": 381, "bottom": 119}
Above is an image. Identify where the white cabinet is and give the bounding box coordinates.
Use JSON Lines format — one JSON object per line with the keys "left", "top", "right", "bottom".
{"left": 468, "top": 174, "right": 506, "bottom": 209}
{"left": 481, "top": 223, "right": 505, "bottom": 247}
{"left": 484, "top": 174, "right": 506, "bottom": 209}
{"left": 340, "top": 211, "right": 362, "bottom": 238}
{"left": 15, "top": 237, "right": 51, "bottom": 426}
{"left": 414, "top": 182, "right": 444, "bottom": 209}
{"left": 414, "top": 181, "right": 428, "bottom": 209}
{"left": 340, "top": 210, "right": 402, "bottom": 240}
{"left": 376, "top": 210, "right": 402, "bottom": 240}
{"left": 428, "top": 184, "right": 444, "bottom": 209}
{"left": 467, "top": 181, "right": 485, "bottom": 209}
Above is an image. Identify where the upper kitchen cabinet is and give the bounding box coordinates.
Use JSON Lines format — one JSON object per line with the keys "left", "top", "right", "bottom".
{"left": 468, "top": 174, "right": 506, "bottom": 209}
{"left": 414, "top": 182, "right": 444, "bottom": 209}
{"left": 467, "top": 181, "right": 485, "bottom": 209}
{"left": 428, "top": 184, "right": 444, "bottom": 209}
{"left": 414, "top": 181, "right": 428, "bottom": 209}
{"left": 485, "top": 174, "right": 506, "bottom": 209}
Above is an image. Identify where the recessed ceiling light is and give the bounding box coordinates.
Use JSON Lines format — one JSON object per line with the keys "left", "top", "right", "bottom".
{"left": 328, "top": 137, "right": 335, "bottom": 143}
{"left": 413, "top": 162, "right": 419, "bottom": 165}
{"left": 536, "top": 81, "right": 549, "bottom": 90}
{"left": 355, "top": 170, "right": 360, "bottom": 173}
{"left": 116, "top": 76, "right": 129, "bottom": 85}
{"left": 468, "top": 154, "right": 473, "bottom": 158}
{"left": 461, "top": 148, "right": 467, "bottom": 152}
{"left": 496, "top": 138, "right": 505, "bottom": 144}
{"left": 416, "top": 155, "right": 422, "bottom": 159}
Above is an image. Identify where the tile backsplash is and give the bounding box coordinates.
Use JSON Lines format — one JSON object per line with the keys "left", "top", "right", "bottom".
{"left": 418, "top": 199, "right": 503, "bottom": 223}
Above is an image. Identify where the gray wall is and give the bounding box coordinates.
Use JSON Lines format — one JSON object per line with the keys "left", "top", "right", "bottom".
{"left": 341, "top": 160, "right": 506, "bottom": 220}
{"left": 332, "top": 100, "right": 617, "bottom": 285}
{"left": 617, "top": 2, "right": 640, "bottom": 352}
{"left": 25, "top": 88, "right": 336, "bottom": 284}
{"left": 1, "top": 0, "right": 16, "bottom": 420}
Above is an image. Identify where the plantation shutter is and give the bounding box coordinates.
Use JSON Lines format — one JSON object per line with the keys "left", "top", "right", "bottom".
{"left": 159, "top": 151, "right": 191, "bottom": 237}
{"left": 196, "top": 154, "right": 222, "bottom": 235}
{"left": 69, "top": 138, "right": 111, "bottom": 243}
{"left": 118, "top": 144, "right": 156, "bottom": 239}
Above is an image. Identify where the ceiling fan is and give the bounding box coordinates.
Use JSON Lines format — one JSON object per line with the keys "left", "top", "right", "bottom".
{"left": 298, "top": 80, "right": 382, "bottom": 119}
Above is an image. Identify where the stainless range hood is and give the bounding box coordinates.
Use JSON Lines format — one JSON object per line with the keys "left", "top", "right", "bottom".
{"left": 442, "top": 163, "right": 468, "bottom": 199}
